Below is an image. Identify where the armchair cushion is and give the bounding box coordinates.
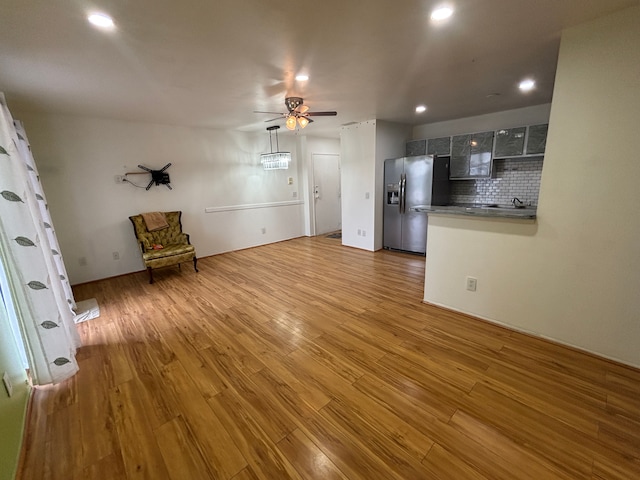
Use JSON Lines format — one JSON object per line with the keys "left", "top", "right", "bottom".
{"left": 142, "top": 244, "right": 195, "bottom": 261}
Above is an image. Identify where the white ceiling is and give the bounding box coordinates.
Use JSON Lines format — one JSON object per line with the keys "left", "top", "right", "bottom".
{"left": 0, "top": 0, "right": 637, "bottom": 137}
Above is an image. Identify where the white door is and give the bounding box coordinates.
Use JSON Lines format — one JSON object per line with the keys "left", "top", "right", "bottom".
{"left": 312, "top": 153, "right": 341, "bottom": 235}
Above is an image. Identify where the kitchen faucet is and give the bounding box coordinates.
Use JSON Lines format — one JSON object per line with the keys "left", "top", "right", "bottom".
{"left": 511, "top": 197, "right": 524, "bottom": 207}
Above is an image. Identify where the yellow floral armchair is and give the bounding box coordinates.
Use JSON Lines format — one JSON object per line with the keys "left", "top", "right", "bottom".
{"left": 129, "top": 211, "right": 198, "bottom": 284}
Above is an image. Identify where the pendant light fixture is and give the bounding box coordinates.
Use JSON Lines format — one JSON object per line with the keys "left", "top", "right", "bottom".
{"left": 260, "top": 126, "right": 291, "bottom": 170}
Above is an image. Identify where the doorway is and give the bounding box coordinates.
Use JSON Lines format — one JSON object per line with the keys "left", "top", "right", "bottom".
{"left": 312, "top": 153, "right": 341, "bottom": 236}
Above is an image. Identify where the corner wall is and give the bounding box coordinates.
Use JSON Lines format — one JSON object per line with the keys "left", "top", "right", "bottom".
{"left": 340, "top": 121, "right": 377, "bottom": 250}
{"left": 340, "top": 120, "right": 409, "bottom": 251}
{"left": 423, "top": 6, "right": 640, "bottom": 367}
{"left": 13, "top": 112, "right": 339, "bottom": 284}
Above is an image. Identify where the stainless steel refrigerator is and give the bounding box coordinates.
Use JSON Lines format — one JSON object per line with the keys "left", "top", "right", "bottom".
{"left": 383, "top": 155, "right": 450, "bottom": 254}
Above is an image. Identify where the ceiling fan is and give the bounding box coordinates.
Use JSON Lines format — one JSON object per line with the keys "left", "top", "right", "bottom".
{"left": 254, "top": 97, "right": 337, "bottom": 130}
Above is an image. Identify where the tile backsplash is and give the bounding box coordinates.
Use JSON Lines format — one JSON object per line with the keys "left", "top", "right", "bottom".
{"left": 450, "top": 157, "right": 543, "bottom": 206}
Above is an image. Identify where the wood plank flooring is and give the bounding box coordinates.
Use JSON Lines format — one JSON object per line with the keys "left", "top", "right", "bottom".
{"left": 18, "top": 236, "right": 640, "bottom": 479}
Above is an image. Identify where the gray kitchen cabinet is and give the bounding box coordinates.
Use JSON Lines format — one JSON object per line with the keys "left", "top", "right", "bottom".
{"left": 494, "top": 126, "right": 526, "bottom": 157}
{"left": 526, "top": 123, "right": 548, "bottom": 155}
{"left": 450, "top": 131, "right": 494, "bottom": 179}
{"left": 406, "top": 139, "right": 426, "bottom": 156}
{"left": 427, "top": 136, "right": 451, "bottom": 156}
{"left": 493, "top": 123, "right": 548, "bottom": 158}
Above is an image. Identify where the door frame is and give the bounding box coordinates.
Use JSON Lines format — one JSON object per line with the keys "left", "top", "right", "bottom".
{"left": 311, "top": 153, "right": 341, "bottom": 237}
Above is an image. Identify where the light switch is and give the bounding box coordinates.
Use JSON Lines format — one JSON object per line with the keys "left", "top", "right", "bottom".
{"left": 287, "top": 177, "right": 293, "bottom": 185}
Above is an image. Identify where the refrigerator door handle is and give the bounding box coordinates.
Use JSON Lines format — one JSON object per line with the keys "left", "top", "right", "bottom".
{"left": 400, "top": 174, "right": 407, "bottom": 214}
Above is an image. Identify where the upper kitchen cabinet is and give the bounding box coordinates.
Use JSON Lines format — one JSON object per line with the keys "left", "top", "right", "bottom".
{"left": 427, "top": 136, "right": 451, "bottom": 156}
{"left": 450, "top": 131, "right": 494, "bottom": 179}
{"left": 406, "top": 137, "right": 451, "bottom": 157}
{"left": 494, "top": 126, "right": 526, "bottom": 157}
{"left": 526, "top": 123, "right": 548, "bottom": 155}
{"left": 493, "top": 123, "right": 548, "bottom": 158}
{"left": 406, "top": 139, "right": 426, "bottom": 156}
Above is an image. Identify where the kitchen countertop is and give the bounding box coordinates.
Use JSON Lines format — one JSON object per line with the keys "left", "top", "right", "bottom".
{"left": 412, "top": 203, "right": 537, "bottom": 219}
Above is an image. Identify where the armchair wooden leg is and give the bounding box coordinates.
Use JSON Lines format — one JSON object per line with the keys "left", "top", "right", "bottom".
{"left": 193, "top": 257, "right": 199, "bottom": 272}
{"left": 147, "top": 267, "right": 154, "bottom": 284}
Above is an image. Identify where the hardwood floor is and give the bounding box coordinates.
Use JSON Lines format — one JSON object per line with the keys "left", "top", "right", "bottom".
{"left": 18, "top": 236, "right": 640, "bottom": 479}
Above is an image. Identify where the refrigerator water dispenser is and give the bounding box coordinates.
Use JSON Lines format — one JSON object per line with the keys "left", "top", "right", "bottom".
{"left": 387, "top": 184, "right": 399, "bottom": 205}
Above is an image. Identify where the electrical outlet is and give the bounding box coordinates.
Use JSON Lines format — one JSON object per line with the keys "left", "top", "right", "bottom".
{"left": 287, "top": 177, "right": 293, "bottom": 185}
{"left": 292, "top": 191, "right": 297, "bottom": 198}
{"left": 261, "top": 227, "right": 266, "bottom": 234}
{"left": 466, "top": 276, "right": 477, "bottom": 292}
{"left": 2, "top": 371, "right": 13, "bottom": 397}
{"left": 112, "top": 251, "right": 120, "bottom": 260}
{"left": 357, "top": 229, "right": 362, "bottom": 236}
{"left": 365, "top": 192, "right": 370, "bottom": 199}
{"left": 362, "top": 230, "right": 366, "bottom": 237}
{"left": 79, "top": 257, "right": 87, "bottom": 266}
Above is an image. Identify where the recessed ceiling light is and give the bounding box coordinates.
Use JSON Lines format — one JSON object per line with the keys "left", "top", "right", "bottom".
{"left": 519, "top": 78, "right": 536, "bottom": 92}
{"left": 431, "top": 6, "right": 454, "bottom": 21}
{"left": 415, "top": 105, "right": 427, "bottom": 113}
{"left": 88, "top": 13, "right": 115, "bottom": 29}
{"left": 295, "top": 74, "right": 309, "bottom": 82}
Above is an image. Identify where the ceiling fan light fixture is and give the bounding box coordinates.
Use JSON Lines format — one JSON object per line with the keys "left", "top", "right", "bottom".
{"left": 255, "top": 97, "right": 336, "bottom": 130}
{"left": 295, "top": 74, "right": 309, "bottom": 81}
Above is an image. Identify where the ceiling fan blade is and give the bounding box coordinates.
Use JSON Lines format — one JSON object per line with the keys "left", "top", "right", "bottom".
{"left": 264, "top": 116, "right": 285, "bottom": 122}
{"left": 254, "top": 110, "right": 285, "bottom": 115}
{"left": 307, "top": 111, "right": 337, "bottom": 116}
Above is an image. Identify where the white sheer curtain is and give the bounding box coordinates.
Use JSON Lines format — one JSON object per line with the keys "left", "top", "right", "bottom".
{"left": 0, "top": 93, "right": 81, "bottom": 385}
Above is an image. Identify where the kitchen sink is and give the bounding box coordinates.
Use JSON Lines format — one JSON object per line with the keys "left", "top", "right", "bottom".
{"left": 481, "top": 204, "right": 531, "bottom": 209}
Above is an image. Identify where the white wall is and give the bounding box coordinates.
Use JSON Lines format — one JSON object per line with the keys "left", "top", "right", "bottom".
{"left": 423, "top": 6, "right": 640, "bottom": 367}
{"left": 15, "top": 112, "right": 337, "bottom": 284}
{"left": 340, "top": 120, "right": 410, "bottom": 251}
{"left": 412, "top": 103, "right": 551, "bottom": 140}
{"left": 340, "top": 121, "right": 377, "bottom": 250}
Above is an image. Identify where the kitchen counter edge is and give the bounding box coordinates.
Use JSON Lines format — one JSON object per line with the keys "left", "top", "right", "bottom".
{"left": 413, "top": 205, "right": 537, "bottom": 220}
